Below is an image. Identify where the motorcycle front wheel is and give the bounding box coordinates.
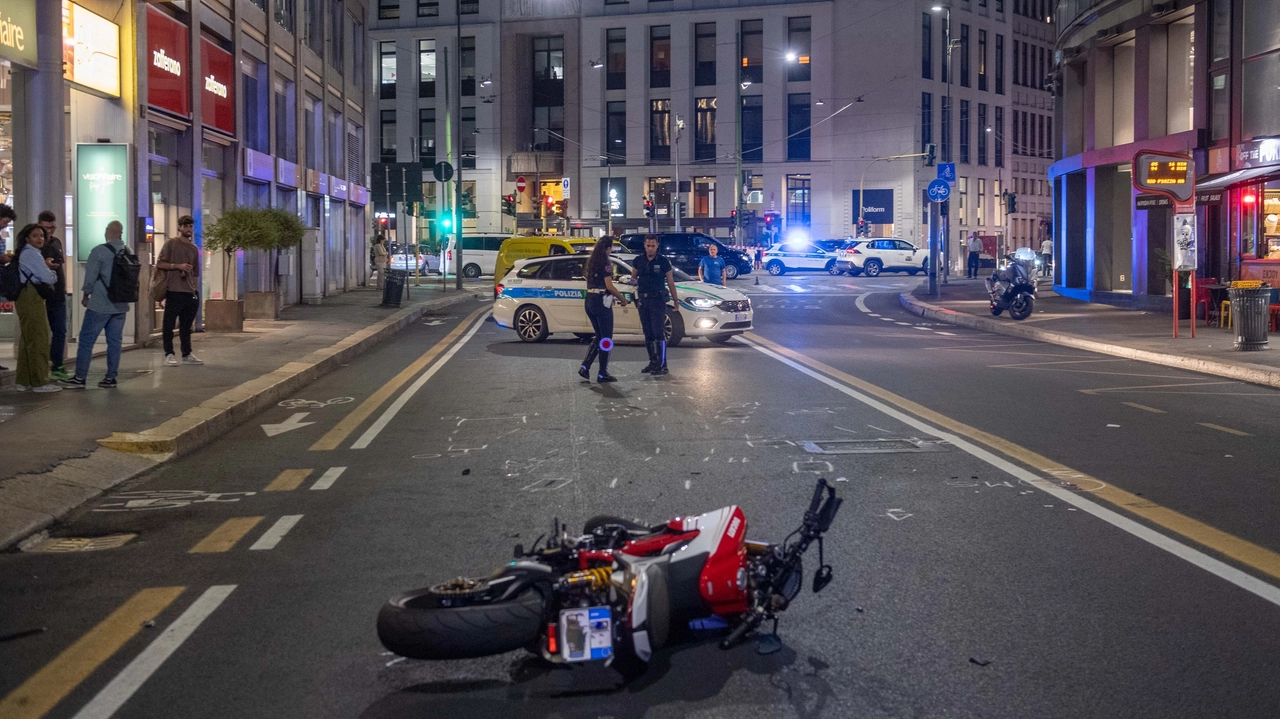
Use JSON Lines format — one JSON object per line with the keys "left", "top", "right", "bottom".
{"left": 377, "top": 580, "right": 546, "bottom": 660}
{"left": 1008, "top": 295, "right": 1034, "bottom": 320}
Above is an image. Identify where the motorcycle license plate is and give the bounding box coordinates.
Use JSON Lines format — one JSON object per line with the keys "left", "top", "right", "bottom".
{"left": 735, "top": 313, "right": 749, "bottom": 322}
{"left": 559, "top": 607, "right": 613, "bottom": 662}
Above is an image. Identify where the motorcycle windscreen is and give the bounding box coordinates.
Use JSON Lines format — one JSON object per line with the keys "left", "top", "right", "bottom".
{"left": 559, "top": 607, "right": 612, "bottom": 662}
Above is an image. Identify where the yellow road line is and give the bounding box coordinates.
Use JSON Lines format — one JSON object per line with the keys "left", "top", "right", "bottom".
{"left": 1122, "top": 402, "right": 1166, "bottom": 414}
{"left": 263, "top": 469, "right": 313, "bottom": 492}
{"left": 0, "top": 587, "right": 184, "bottom": 719}
{"left": 744, "top": 332, "right": 1280, "bottom": 581}
{"left": 1199, "top": 422, "right": 1253, "bottom": 437}
{"left": 188, "top": 517, "right": 264, "bottom": 553}
{"left": 310, "top": 305, "right": 491, "bottom": 451}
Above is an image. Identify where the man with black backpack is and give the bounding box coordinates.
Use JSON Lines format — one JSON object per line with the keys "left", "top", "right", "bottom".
{"left": 63, "top": 221, "right": 136, "bottom": 389}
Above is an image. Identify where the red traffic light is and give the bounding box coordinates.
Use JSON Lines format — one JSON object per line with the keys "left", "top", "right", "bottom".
{"left": 545, "top": 195, "right": 555, "bottom": 206}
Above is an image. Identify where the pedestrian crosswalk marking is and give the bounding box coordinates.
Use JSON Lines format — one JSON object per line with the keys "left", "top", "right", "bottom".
{"left": 249, "top": 515, "right": 304, "bottom": 550}
{"left": 786, "top": 285, "right": 808, "bottom": 293}
{"left": 264, "top": 469, "right": 313, "bottom": 492}
{"left": 310, "top": 467, "right": 347, "bottom": 490}
{"left": 189, "top": 517, "right": 264, "bottom": 553}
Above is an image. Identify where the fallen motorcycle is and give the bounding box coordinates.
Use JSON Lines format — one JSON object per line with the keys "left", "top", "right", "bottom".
{"left": 377, "top": 479, "right": 841, "bottom": 672}
{"left": 986, "top": 247, "right": 1038, "bottom": 321}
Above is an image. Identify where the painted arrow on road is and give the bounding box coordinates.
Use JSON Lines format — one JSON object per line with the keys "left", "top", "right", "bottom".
{"left": 262, "top": 413, "right": 316, "bottom": 437}
{"left": 885, "top": 508, "right": 914, "bottom": 521}
{"left": 424, "top": 320, "right": 445, "bottom": 326}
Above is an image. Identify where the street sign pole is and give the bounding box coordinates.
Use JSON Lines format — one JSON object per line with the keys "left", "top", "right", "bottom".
{"left": 929, "top": 200, "right": 940, "bottom": 297}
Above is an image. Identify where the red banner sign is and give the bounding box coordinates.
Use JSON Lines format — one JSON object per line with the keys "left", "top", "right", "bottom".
{"left": 200, "top": 38, "right": 234, "bottom": 134}
{"left": 146, "top": 5, "right": 189, "bottom": 117}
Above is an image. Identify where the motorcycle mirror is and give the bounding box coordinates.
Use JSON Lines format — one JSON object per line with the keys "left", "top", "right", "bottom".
{"left": 812, "top": 565, "right": 834, "bottom": 593}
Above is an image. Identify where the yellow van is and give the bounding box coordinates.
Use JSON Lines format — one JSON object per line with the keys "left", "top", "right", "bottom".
{"left": 494, "top": 236, "right": 599, "bottom": 289}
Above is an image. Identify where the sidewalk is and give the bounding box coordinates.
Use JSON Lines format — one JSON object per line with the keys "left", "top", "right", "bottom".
{"left": 0, "top": 282, "right": 488, "bottom": 549}
{"left": 901, "top": 278, "right": 1280, "bottom": 390}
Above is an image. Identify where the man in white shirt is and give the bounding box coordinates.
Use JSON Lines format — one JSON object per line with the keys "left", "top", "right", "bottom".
{"left": 1040, "top": 238, "right": 1053, "bottom": 277}
{"left": 966, "top": 235, "right": 984, "bottom": 278}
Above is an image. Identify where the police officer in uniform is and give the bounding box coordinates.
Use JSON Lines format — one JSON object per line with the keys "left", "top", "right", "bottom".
{"left": 579, "top": 237, "right": 628, "bottom": 383}
{"left": 630, "top": 235, "right": 680, "bottom": 375}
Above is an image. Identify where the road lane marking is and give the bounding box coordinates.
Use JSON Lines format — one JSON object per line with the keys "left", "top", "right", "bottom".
{"left": 1080, "top": 380, "right": 1243, "bottom": 395}
{"left": 1122, "top": 402, "right": 1166, "bottom": 413}
{"left": 0, "top": 588, "right": 185, "bottom": 719}
{"left": 879, "top": 317, "right": 894, "bottom": 322}
{"left": 71, "top": 586, "right": 236, "bottom": 719}
{"left": 310, "top": 467, "right": 347, "bottom": 490}
{"left": 263, "top": 469, "right": 313, "bottom": 492}
{"left": 311, "top": 305, "right": 492, "bottom": 451}
{"left": 855, "top": 292, "right": 872, "bottom": 313}
{"left": 352, "top": 310, "right": 491, "bottom": 449}
{"left": 741, "top": 332, "right": 1280, "bottom": 606}
{"left": 936, "top": 331, "right": 956, "bottom": 335}
{"left": 188, "top": 518, "right": 264, "bottom": 553}
{"left": 786, "top": 284, "right": 808, "bottom": 293}
{"left": 912, "top": 327, "right": 933, "bottom": 332}
{"left": 249, "top": 515, "right": 304, "bottom": 550}
{"left": 1199, "top": 423, "right": 1252, "bottom": 437}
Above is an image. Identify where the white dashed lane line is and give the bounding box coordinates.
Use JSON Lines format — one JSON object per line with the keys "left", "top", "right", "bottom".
{"left": 249, "top": 515, "right": 304, "bottom": 551}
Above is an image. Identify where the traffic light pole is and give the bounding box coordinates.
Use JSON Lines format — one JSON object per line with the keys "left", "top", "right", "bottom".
{"left": 454, "top": 0, "right": 464, "bottom": 290}
{"left": 734, "top": 30, "right": 743, "bottom": 247}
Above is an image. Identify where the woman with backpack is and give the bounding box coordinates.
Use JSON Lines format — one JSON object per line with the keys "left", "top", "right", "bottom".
{"left": 12, "top": 224, "right": 61, "bottom": 392}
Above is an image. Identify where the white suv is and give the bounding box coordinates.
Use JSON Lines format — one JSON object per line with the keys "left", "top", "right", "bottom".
{"left": 761, "top": 242, "right": 839, "bottom": 276}
{"left": 835, "top": 238, "right": 927, "bottom": 277}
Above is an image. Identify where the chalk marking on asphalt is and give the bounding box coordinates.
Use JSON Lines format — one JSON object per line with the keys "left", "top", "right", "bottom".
{"left": 188, "top": 517, "right": 264, "bottom": 553}
{"left": 854, "top": 292, "right": 873, "bottom": 313}
{"left": 741, "top": 333, "right": 1280, "bottom": 606}
{"left": 685, "top": 480, "right": 691, "bottom": 490}
{"left": 0, "top": 588, "right": 185, "bottom": 719}
{"left": 311, "top": 305, "right": 491, "bottom": 451}
{"left": 71, "top": 586, "right": 236, "bottom": 719}
{"left": 249, "top": 515, "right": 304, "bottom": 550}
{"left": 1122, "top": 402, "right": 1166, "bottom": 414}
{"left": 351, "top": 309, "right": 492, "bottom": 449}
{"left": 1199, "top": 423, "right": 1253, "bottom": 437}
{"left": 609, "top": 478, "right": 618, "bottom": 488}
{"left": 264, "top": 469, "right": 313, "bottom": 492}
{"left": 1080, "top": 381, "right": 1244, "bottom": 395}
{"left": 310, "top": 467, "right": 347, "bottom": 490}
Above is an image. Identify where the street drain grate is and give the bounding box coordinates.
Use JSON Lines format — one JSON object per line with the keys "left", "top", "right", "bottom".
{"left": 25, "top": 534, "right": 138, "bottom": 553}
{"left": 799, "top": 439, "right": 949, "bottom": 454}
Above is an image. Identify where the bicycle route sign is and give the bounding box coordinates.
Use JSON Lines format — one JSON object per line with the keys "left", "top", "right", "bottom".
{"left": 927, "top": 179, "right": 951, "bottom": 203}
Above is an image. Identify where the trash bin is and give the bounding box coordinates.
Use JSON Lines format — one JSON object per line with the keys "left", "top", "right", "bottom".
{"left": 1229, "top": 285, "right": 1271, "bottom": 351}
{"left": 381, "top": 269, "right": 408, "bottom": 307}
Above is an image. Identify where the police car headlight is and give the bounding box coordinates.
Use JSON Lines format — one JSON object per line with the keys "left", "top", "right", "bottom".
{"left": 685, "top": 297, "right": 717, "bottom": 309}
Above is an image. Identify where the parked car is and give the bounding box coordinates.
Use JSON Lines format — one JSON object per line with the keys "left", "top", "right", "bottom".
{"left": 389, "top": 250, "right": 440, "bottom": 274}
{"left": 760, "top": 242, "right": 840, "bottom": 275}
{"left": 618, "top": 233, "right": 753, "bottom": 280}
{"left": 834, "top": 238, "right": 928, "bottom": 277}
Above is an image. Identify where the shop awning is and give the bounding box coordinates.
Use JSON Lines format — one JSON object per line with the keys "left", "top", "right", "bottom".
{"left": 1196, "top": 166, "right": 1280, "bottom": 191}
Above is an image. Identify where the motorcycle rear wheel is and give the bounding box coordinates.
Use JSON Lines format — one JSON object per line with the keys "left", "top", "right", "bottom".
{"left": 377, "top": 583, "right": 546, "bottom": 660}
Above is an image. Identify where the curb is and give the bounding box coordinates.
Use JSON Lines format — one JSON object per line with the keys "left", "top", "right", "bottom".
{"left": 899, "top": 291, "right": 1280, "bottom": 391}
{"left": 0, "top": 291, "right": 483, "bottom": 550}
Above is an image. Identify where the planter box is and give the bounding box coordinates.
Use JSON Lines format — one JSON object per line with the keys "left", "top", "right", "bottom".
{"left": 244, "top": 291, "right": 279, "bottom": 320}
{"left": 204, "top": 299, "right": 245, "bottom": 332}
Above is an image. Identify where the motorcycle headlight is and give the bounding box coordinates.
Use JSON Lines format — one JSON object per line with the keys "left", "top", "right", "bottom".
{"left": 685, "top": 297, "right": 718, "bottom": 309}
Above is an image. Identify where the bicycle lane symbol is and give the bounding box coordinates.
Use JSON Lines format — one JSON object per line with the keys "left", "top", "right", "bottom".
{"left": 93, "top": 490, "right": 258, "bottom": 512}
{"left": 277, "top": 397, "right": 355, "bottom": 410}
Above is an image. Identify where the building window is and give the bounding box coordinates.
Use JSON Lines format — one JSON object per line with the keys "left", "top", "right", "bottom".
{"left": 418, "top": 0, "right": 438, "bottom": 16}
{"left": 461, "top": 107, "right": 476, "bottom": 169}
{"left": 1022, "top": 41, "right": 1030, "bottom": 87}
{"left": 243, "top": 62, "right": 269, "bottom": 153}
{"left": 649, "top": 177, "right": 672, "bottom": 215}
{"left": 996, "top": 0, "right": 1004, "bottom": 12}
{"left": 1012, "top": 40, "right": 1019, "bottom": 87}
{"left": 380, "top": 109, "right": 396, "bottom": 161}
{"left": 695, "top": 97, "right": 716, "bottom": 162}
{"left": 788, "top": 93, "right": 810, "bottom": 161}
{"left": 941, "top": 96, "right": 951, "bottom": 162}
{"left": 328, "top": 107, "right": 344, "bottom": 177}
{"left": 1211, "top": 0, "right": 1230, "bottom": 63}
{"left": 380, "top": 41, "right": 396, "bottom": 99}
{"left": 650, "top": 99, "right": 671, "bottom": 163}
{"left": 275, "top": 76, "right": 296, "bottom": 163}
{"left": 305, "top": 95, "right": 322, "bottom": 168}
{"left": 786, "top": 175, "right": 811, "bottom": 226}
{"left": 532, "top": 36, "right": 564, "bottom": 151}
{"left": 994, "top": 106, "right": 1003, "bottom": 167}
{"left": 606, "top": 29, "right": 626, "bottom": 90}
{"left": 995, "top": 35, "right": 1004, "bottom": 94}
{"left": 1211, "top": 72, "right": 1229, "bottom": 141}
{"left": 788, "top": 17, "right": 811, "bottom": 82}
{"left": 977, "top": 103, "right": 987, "bottom": 165}
{"left": 419, "top": 40, "right": 436, "bottom": 97}
{"left": 1047, "top": 117, "right": 1053, "bottom": 158}
{"left": 1167, "top": 18, "right": 1195, "bottom": 134}
{"left": 921, "top": 92, "right": 932, "bottom": 149}
{"left": 328, "top": 0, "right": 345, "bottom": 73}
{"left": 959, "top": 100, "right": 969, "bottom": 163}
{"left": 461, "top": 36, "right": 477, "bottom": 96}
{"left": 977, "top": 178, "right": 985, "bottom": 226}
{"left": 741, "top": 95, "right": 763, "bottom": 162}
{"left": 957, "top": 176, "right": 967, "bottom": 225}
{"left": 460, "top": 0, "right": 478, "bottom": 14}
{"left": 921, "top": 13, "right": 932, "bottom": 80}
{"left": 533, "top": 106, "right": 564, "bottom": 152}
{"left": 650, "top": 26, "right": 671, "bottom": 88}
{"left": 607, "top": 101, "right": 626, "bottom": 164}
{"left": 960, "top": 24, "right": 970, "bottom": 88}
{"left": 347, "top": 121, "right": 363, "bottom": 181}
{"left": 419, "top": 108, "right": 435, "bottom": 167}
{"left": 352, "top": 16, "right": 364, "bottom": 87}
{"left": 305, "top": 0, "right": 324, "bottom": 54}
{"left": 695, "top": 23, "right": 716, "bottom": 86}
{"left": 740, "top": 20, "right": 763, "bottom": 85}
{"left": 693, "top": 177, "right": 715, "bottom": 216}
{"left": 978, "top": 30, "right": 987, "bottom": 91}
{"left": 275, "top": 0, "right": 296, "bottom": 33}
{"left": 379, "top": 0, "right": 399, "bottom": 19}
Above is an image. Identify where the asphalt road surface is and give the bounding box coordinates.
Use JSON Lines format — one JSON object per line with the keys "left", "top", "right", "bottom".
{"left": 3, "top": 273, "right": 1279, "bottom": 719}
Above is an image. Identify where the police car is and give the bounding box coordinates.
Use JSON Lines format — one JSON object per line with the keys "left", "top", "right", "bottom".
{"left": 494, "top": 254, "right": 753, "bottom": 346}
{"left": 761, "top": 242, "right": 840, "bottom": 276}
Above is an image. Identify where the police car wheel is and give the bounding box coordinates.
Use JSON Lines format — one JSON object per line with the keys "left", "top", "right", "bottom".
{"left": 724, "top": 264, "right": 739, "bottom": 280}
{"left": 767, "top": 261, "right": 786, "bottom": 276}
{"left": 515, "top": 306, "right": 549, "bottom": 342}
{"left": 663, "top": 311, "right": 685, "bottom": 347}
{"left": 826, "top": 260, "right": 840, "bottom": 275}
{"left": 907, "top": 269, "right": 920, "bottom": 276}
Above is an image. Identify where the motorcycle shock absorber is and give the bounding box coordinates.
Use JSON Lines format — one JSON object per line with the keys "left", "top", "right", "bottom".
{"left": 560, "top": 566, "right": 614, "bottom": 590}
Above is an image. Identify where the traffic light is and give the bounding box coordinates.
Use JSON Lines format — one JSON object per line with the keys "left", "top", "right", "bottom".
{"left": 730, "top": 209, "right": 737, "bottom": 223}
{"left": 1006, "top": 192, "right": 1017, "bottom": 214}
{"left": 644, "top": 196, "right": 655, "bottom": 218}
{"left": 438, "top": 211, "right": 453, "bottom": 231}
{"left": 674, "top": 201, "right": 685, "bottom": 219}
{"left": 924, "top": 143, "right": 936, "bottom": 167}
{"left": 856, "top": 218, "right": 869, "bottom": 237}
{"left": 502, "top": 194, "right": 516, "bottom": 216}
{"left": 551, "top": 200, "right": 565, "bottom": 218}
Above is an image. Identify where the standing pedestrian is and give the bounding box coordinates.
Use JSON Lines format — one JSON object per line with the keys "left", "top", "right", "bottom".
{"left": 0, "top": 203, "right": 17, "bottom": 372}
{"left": 966, "top": 234, "right": 983, "bottom": 279}
{"left": 578, "top": 237, "right": 628, "bottom": 383}
{"left": 157, "top": 215, "right": 203, "bottom": 366}
{"left": 37, "top": 211, "right": 69, "bottom": 380}
{"left": 698, "top": 243, "right": 726, "bottom": 285}
{"left": 1040, "top": 237, "right": 1053, "bottom": 277}
{"left": 13, "top": 224, "right": 61, "bottom": 392}
{"left": 630, "top": 234, "right": 680, "bottom": 376}
{"left": 63, "top": 221, "right": 131, "bottom": 389}
{"left": 373, "top": 235, "right": 390, "bottom": 290}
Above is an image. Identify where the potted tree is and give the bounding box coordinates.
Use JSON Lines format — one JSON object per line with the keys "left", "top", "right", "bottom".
{"left": 244, "top": 207, "right": 306, "bottom": 320}
{"left": 203, "top": 206, "right": 279, "bottom": 331}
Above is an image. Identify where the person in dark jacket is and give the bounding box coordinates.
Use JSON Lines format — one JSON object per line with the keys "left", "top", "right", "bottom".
{"left": 37, "top": 211, "right": 69, "bottom": 380}
{"left": 578, "top": 237, "right": 628, "bottom": 383}
{"left": 629, "top": 235, "right": 681, "bottom": 375}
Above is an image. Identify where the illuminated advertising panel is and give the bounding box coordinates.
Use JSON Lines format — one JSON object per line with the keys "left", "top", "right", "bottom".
{"left": 0, "top": 0, "right": 38, "bottom": 68}
{"left": 62, "top": 1, "right": 120, "bottom": 97}
{"left": 200, "top": 38, "right": 234, "bottom": 134}
{"left": 75, "top": 144, "right": 131, "bottom": 262}
{"left": 146, "top": 5, "right": 189, "bottom": 117}
{"left": 1132, "top": 151, "right": 1195, "bottom": 203}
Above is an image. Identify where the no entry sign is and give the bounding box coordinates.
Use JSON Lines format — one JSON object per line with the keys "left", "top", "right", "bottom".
{"left": 516, "top": 176, "right": 527, "bottom": 193}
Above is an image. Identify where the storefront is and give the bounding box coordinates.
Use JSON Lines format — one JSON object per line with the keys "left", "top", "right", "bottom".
{"left": 0, "top": 0, "right": 38, "bottom": 252}
{"left": 1197, "top": 140, "right": 1280, "bottom": 284}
